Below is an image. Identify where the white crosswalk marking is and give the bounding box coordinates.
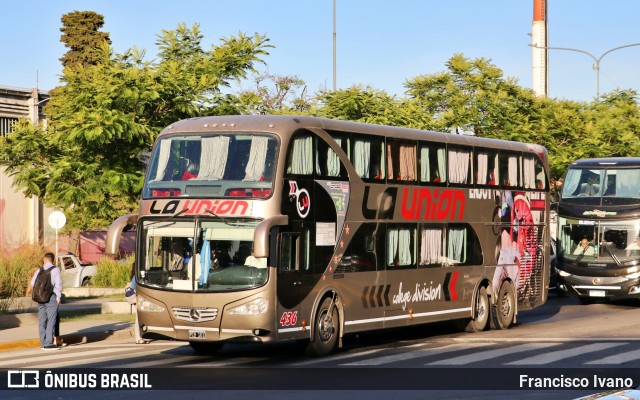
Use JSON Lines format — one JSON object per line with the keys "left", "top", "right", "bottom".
{"left": 428, "top": 342, "right": 562, "bottom": 365}
{"left": 585, "top": 348, "right": 640, "bottom": 365}
{"left": 506, "top": 342, "right": 626, "bottom": 365}
{"left": 289, "top": 348, "right": 385, "bottom": 366}
{"left": 341, "top": 343, "right": 489, "bottom": 366}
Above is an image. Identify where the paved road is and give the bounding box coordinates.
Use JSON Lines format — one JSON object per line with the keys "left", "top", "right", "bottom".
{"left": 2, "top": 294, "right": 639, "bottom": 400}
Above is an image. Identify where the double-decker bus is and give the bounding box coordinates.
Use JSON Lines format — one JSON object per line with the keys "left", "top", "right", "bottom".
{"left": 107, "top": 115, "right": 550, "bottom": 355}
{"left": 555, "top": 158, "right": 640, "bottom": 303}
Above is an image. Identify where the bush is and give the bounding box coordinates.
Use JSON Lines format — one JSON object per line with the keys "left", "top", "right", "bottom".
{"left": 92, "top": 256, "right": 133, "bottom": 288}
{"left": 0, "top": 245, "right": 45, "bottom": 299}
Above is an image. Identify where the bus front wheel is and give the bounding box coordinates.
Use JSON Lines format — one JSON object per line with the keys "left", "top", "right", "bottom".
{"left": 306, "top": 297, "right": 339, "bottom": 357}
{"left": 189, "top": 341, "right": 223, "bottom": 354}
{"left": 491, "top": 281, "right": 516, "bottom": 330}
{"left": 465, "top": 286, "right": 489, "bottom": 332}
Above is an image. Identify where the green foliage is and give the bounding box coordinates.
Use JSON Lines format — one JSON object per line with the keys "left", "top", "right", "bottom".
{"left": 91, "top": 257, "right": 132, "bottom": 288}
{"left": 0, "top": 245, "right": 45, "bottom": 300}
{"left": 0, "top": 20, "right": 271, "bottom": 229}
{"left": 59, "top": 11, "right": 111, "bottom": 68}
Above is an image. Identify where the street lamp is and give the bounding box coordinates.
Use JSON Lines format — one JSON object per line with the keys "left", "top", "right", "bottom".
{"left": 530, "top": 43, "right": 640, "bottom": 98}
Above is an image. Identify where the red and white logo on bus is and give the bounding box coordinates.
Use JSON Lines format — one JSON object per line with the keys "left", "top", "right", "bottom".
{"left": 289, "top": 181, "right": 310, "bottom": 218}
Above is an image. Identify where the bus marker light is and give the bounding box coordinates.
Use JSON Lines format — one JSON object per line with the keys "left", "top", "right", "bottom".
{"left": 409, "top": 309, "right": 413, "bottom": 320}
{"left": 301, "top": 320, "right": 307, "bottom": 332}
{"left": 629, "top": 286, "right": 640, "bottom": 295}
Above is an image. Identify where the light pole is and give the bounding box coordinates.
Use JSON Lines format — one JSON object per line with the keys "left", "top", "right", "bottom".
{"left": 530, "top": 43, "right": 640, "bottom": 98}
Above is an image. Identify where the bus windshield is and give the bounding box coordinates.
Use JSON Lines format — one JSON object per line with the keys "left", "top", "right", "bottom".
{"left": 140, "top": 219, "right": 268, "bottom": 292}
{"left": 143, "top": 133, "right": 278, "bottom": 199}
{"left": 558, "top": 216, "right": 640, "bottom": 264}
{"left": 561, "top": 167, "right": 640, "bottom": 200}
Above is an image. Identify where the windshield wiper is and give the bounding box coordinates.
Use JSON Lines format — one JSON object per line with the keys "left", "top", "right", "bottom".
{"left": 601, "top": 242, "right": 622, "bottom": 266}
{"left": 203, "top": 209, "right": 233, "bottom": 225}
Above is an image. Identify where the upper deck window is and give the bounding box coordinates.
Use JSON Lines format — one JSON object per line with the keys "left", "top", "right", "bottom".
{"left": 144, "top": 133, "right": 277, "bottom": 199}
{"left": 351, "top": 135, "right": 385, "bottom": 180}
{"left": 474, "top": 150, "right": 499, "bottom": 186}
{"left": 419, "top": 143, "right": 446, "bottom": 183}
{"left": 448, "top": 147, "right": 472, "bottom": 184}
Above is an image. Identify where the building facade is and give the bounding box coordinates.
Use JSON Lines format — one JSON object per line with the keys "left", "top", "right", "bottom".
{"left": 0, "top": 85, "right": 50, "bottom": 252}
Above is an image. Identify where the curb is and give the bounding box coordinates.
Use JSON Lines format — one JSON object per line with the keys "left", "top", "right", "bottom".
{"left": 0, "top": 326, "right": 133, "bottom": 352}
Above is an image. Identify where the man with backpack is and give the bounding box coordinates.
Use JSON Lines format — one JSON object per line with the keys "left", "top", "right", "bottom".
{"left": 30, "top": 252, "right": 62, "bottom": 350}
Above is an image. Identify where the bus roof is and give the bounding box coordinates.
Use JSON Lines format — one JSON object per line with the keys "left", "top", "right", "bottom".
{"left": 568, "top": 157, "right": 640, "bottom": 168}
{"left": 158, "top": 115, "right": 547, "bottom": 155}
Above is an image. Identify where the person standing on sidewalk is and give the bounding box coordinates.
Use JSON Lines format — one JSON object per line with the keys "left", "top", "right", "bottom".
{"left": 30, "top": 252, "right": 62, "bottom": 350}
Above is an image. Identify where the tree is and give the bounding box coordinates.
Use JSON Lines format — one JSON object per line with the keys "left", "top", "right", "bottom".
{"left": 59, "top": 11, "right": 111, "bottom": 68}
{"left": 0, "top": 22, "right": 271, "bottom": 229}
{"left": 315, "top": 85, "right": 431, "bottom": 129}
{"left": 237, "top": 72, "right": 312, "bottom": 114}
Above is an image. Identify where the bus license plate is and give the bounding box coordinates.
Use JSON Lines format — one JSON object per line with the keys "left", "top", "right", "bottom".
{"left": 589, "top": 290, "right": 605, "bottom": 297}
{"left": 189, "top": 330, "right": 206, "bottom": 339}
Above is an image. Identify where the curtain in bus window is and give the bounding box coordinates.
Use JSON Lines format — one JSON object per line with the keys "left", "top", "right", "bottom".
{"left": 386, "top": 144, "right": 394, "bottom": 179}
{"left": 197, "top": 136, "right": 229, "bottom": 180}
{"left": 437, "top": 148, "right": 447, "bottom": 182}
{"left": 387, "top": 229, "right": 398, "bottom": 266}
{"left": 523, "top": 157, "right": 536, "bottom": 189}
{"left": 476, "top": 153, "right": 488, "bottom": 185}
{"left": 400, "top": 145, "right": 417, "bottom": 181}
{"left": 200, "top": 239, "right": 210, "bottom": 286}
{"left": 288, "top": 136, "right": 313, "bottom": 175}
{"left": 152, "top": 139, "right": 172, "bottom": 181}
{"left": 354, "top": 140, "right": 371, "bottom": 178}
{"left": 490, "top": 154, "right": 499, "bottom": 186}
{"left": 398, "top": 229, "right": 412, "bottom": 265}
{"left": 243, "top": 136, "right": 268, "bottom": 181}
{"left": 563, "top": 169, "right": 581, "bottom": 196}
{"left": 616, "top": 169, "right": 640, "bottom": 197}
{"left": 448, "top": 149, "right": 470, "bottom": 184}
{"left": 419, "top": 147, "right": 430, "bottom": 182}
{"left": 327, "top": 138, "right": 341, "bottom": 176}
{"left": 507, "top": 156, "right": 518, "bottom": 186}
{"left": 447, "top": 227, "right": 467, "bottom": 264}
{"left": 420, "top": 228, "right": 442, "bottom": 265}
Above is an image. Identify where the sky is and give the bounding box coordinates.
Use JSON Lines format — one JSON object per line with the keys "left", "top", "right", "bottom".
{"left": 2, "top": 0, "right": 640, "bottom": 102}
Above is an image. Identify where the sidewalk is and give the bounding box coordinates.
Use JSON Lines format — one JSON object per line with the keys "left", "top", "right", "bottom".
{"left": 0, "top": 297, "right": 135, "bottom": 351}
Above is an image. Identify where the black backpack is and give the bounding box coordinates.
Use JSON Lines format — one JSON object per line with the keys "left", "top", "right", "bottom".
{"left": 32, "top": 267, "right": 56, "bottom": 303}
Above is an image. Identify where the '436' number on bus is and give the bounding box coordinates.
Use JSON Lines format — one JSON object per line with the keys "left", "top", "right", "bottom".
{"left": 280, "top": 311, "right": 298, "bottom": 326}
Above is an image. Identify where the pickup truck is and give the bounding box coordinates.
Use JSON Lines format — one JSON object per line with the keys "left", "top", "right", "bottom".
{"left": 56, "top": 253, "right": 97, "bottom": 288}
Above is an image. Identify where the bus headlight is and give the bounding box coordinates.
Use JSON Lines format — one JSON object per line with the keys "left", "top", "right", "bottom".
{"left": 137, "top": 295, "right": 165, "bottom": 313}
{"left": 228, "top": 298, "right": 268, "bottom": 315}
{"left": 558, "top": 270, "right": 571, "bottom": 277}
{"left": 625, "top": 272, "right": 640, "bottom": 280}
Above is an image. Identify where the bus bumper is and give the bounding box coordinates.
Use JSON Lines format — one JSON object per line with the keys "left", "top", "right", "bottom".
{"left": 556, "top": 271, "right": 640, "bottom": 300}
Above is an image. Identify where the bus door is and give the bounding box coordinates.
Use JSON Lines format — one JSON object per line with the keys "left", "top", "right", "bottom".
{"left": 276, "top": 223, "right": 319, "bottom": 335}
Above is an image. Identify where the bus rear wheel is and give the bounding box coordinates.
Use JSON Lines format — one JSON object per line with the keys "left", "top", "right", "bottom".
{"left": 306, "top": 297, "right": 339, "bottom": 357}
{"left": 465, "top": 286, "right": 489, "bottom": 332}
{"left": 189, "top": 341, "right": 223, "bottom": 354}
{"left": 491, "top": 281, "right": 516, "bottom": 330}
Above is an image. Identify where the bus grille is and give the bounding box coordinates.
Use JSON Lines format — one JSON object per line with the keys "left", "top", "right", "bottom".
{"left": 172, "top": 307, "right": 219, "bottom": 323}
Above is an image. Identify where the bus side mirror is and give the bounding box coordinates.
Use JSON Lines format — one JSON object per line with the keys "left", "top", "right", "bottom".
{"left": 253, "top": 215, "right": 289, "bottom": 258}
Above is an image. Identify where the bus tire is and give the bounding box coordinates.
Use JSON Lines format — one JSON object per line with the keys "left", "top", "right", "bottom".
{"left": 491, "top": 281, "right": 516, "bottom": 330}
{"left": 465, "top": 286, "right": 489, "bottom": 333}
{"left": 306, "top": 297, "right": 339, "bottom": 357}
{"left": 189, "top": 341, "right": 223, "bottom": 354}
{"left": 81, "top": 278, "right": 92, "bottom": 287}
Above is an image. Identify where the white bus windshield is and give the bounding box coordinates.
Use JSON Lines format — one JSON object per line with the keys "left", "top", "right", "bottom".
{"left": 143, "top": 133, "right": 278, "bottom": 199}
{"left": 140, "top": 219, "right": 268, "bottom": 292}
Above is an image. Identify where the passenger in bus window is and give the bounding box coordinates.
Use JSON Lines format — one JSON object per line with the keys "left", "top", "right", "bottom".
{"left": 573, "top": 238, "right": 595, "bottom": 256}
{"left": 181, "top": 161, "right": 199, "bottom": 180}
{"left": 579, "top": 175, "right": 600, "bottom": 196}
{"left": 626, "top": 236, "right": 640, "bottom": 251}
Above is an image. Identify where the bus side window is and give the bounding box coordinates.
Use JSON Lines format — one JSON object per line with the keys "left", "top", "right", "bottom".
{"left": 286, "top": 134, "right": 313, "bottom": 176}
{"left": 445, "top": 224, "right": 483, "bottom": 266}
{"left": 278, "top": 229, "right": 311, "bottom": 273}
{"left": 499, "top": 153, "right": 520, "bottom": 188}
{"left": 387, "top": 139, "right": 417, "bottom": 182}
{"left": 448, "top": 147, "right": 472, "bottom": 185}
{"left": 419, "top": 143, "right": 446, "bottom": 183}
{"left": 351, "top": 135, "right": 384, "bottom": 180}
{"left": 386, "top": 226, "right": 416, "bottom": 269}
{"left": 474, "top": 150, "right": 499, "bottom": 186}
{"left": 338, "top": 224, "right": 379, "bottom": 273}
{"left": 419, "top": 226, "right": 444, "bottom": 268}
